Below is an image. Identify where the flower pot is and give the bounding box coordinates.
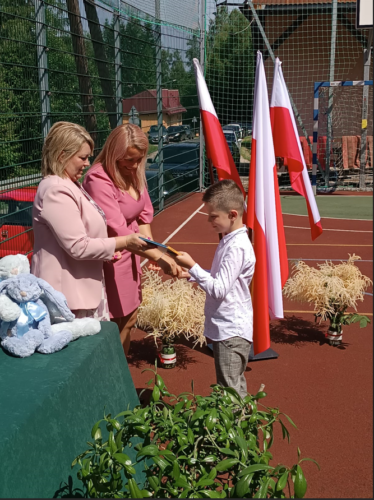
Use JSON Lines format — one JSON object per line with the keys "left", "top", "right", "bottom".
{"left": 326, "top": 329, "right": 343, "bottom": 346}
{"left": 158, "top": 341, "right": 176, "bottom": 369}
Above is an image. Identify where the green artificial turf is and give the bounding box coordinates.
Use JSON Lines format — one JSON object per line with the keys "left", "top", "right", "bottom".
{"left": 281, "top": 195, "right": 373, "bottom": 220}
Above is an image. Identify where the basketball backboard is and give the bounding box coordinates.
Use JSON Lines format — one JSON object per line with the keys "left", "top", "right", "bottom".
{"left": 356, "top": 0, "right": 373, "bottom": 29}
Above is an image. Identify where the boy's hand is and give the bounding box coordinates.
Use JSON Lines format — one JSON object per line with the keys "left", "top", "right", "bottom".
{"left": 178, "top": 267, "right": 191, "bottom": 279}
{"left": 175, "top": 251, "right": 196, "bottom": 270}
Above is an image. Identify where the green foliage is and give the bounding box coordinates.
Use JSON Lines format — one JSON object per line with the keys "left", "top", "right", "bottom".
{"left": 319, "top": 309, "right": 372, "bottom": 334}
{"left": 72, "top": 366, "right": 318, "bottom": 498}
{"left": 0, "top": 0, "right": 41, "bottom": 175}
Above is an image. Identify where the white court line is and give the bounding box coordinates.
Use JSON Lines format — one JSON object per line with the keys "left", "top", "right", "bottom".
{"left": 283, "top": 212, "right": 373, "bottom": 221}
{"left": 198, "top": 212, "right": 372, "bottom": 232}
{"left": 284, "top": 225, "right": 372, "bottom": 233}
{"left": 289, "top": 258, "right": 373, "bottom": 262}
{"left": 141, "top": 203, "right": 205, "bottom": 268}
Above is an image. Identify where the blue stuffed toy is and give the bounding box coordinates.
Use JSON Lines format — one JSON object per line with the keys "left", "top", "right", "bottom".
{"left": 0, "top": 274, "right": 75, "bottom": 357}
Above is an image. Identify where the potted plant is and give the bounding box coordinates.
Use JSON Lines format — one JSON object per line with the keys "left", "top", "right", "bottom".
{"left": 283, "top": 255, "right": 372, "bottom": 346}
{"left": 72, "top": 363, "right": 319, "bottom": 498}
{"left": 137, "top": 270, "right": 206, "bottom": 368}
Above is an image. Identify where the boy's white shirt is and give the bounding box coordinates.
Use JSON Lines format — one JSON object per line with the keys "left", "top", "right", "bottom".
{"left": 189, "top": 225, "right": 256, "bottom": 342}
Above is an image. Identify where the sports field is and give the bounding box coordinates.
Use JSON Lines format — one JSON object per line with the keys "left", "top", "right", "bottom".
{"left": 129, "top": 191, "right": 373, "bottom": 499}
{"left": 281, "top": 194, "right": 373, "bottom": 219}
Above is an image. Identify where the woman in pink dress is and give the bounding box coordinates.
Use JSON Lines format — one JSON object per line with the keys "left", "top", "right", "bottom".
{"left": 83, "top": 124, "right": 181, "bottom": 355}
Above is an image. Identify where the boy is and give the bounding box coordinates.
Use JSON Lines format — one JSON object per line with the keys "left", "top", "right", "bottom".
{"left": 175, "top": 179, "right": 256, "bottom": 398}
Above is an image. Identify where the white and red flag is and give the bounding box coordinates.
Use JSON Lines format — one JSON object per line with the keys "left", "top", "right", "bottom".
{"left": 270, "top": 58, "right": 323, "bottom": 240}
{"left": 247, "top": 52, "right": 288, "bottom": 355}
{"left": 193, "top": 58, "right": 245, "bottom": 197}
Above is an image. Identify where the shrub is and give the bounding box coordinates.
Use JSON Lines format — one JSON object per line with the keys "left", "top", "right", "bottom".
{"left": 283, "top": 255, "right": 372, "bottom": 334}
{"left": 72, "top": 365, "right": 318, "bottom": 498}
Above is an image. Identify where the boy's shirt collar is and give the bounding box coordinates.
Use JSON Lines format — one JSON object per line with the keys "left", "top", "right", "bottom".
{"left": 221, "top": 225, "right": 248, "bottom": 244}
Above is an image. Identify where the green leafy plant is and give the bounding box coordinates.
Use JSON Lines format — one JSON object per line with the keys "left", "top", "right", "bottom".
{"left": 72, "top": 364, "right": 318, "bottom": 498}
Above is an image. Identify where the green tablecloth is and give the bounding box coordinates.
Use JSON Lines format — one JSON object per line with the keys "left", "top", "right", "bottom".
{"left": 0, "top": 321, "right": 144, "bottom": 498}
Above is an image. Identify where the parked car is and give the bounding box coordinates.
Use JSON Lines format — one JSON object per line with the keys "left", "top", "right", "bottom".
{"left": 224, "top": 123, "right": 243, "bottom": 140}
{"left": 166, "top": 125, "right": 187, "bottom": 142}
{"left": 145, "top": 169, "right": 179, "bottom": 209}
{"left": 238, "top": 122, "right": 252, "bottom": 137}
{"left": 223, "top": 131, "right": 240, "bottom": 168}
{"left": 223, "top": 129, "right": 239, "bottom": 148}
{"left": 147, "top": 141, "right": 200, "bottom": 192}
{"left": 222, "top": 125, "right": 238, "bottom": 138}
{"left": 0, "top": 187, "right": 36, "bottom": 261}
{"left": 148, "top": 125, "right": 169, "bottom": 144}
{"left": 181, "top": 124, "right": 194, "bottom": 139}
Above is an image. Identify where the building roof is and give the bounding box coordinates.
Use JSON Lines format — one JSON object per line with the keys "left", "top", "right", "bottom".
{"left": 122, "top": 89, "right": 187, "bottom": 116}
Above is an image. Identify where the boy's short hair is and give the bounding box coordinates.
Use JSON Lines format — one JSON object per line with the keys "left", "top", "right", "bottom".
{"left": 202, "top": 179, "right": 244, "bottom": 215}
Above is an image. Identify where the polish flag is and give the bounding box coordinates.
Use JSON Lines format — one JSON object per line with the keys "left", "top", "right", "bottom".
{"left": 270, "top": 58, "right": 323, "bottom": 240}
{"left": 193, "top": 58, "right": 245, "bottom": 197}
{"left": 247, "top": 52, "right": 288, "bottom": 355}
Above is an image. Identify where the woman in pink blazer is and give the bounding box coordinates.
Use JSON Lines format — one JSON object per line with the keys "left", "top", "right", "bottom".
{"left": 83, "top": 124, "right": 180, "bottom": 354}
{"left": 31, "top": 121, "right": 149, "bottom": 320}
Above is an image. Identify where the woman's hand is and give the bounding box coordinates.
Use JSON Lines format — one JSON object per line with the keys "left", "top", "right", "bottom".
{"left": 175, "top": 251, "right": 196, "bottom": 270}
{"left": 115, "top": 233, "right": 148, "bottom": 253}
{"left": 111, "top": 251, "right": 122, "bottom": 262}
{"left": 148, "top": 260, "right": 161, "bottom": 271}
{"left": 156, "top": 254, "right": 183, "bottom": 277}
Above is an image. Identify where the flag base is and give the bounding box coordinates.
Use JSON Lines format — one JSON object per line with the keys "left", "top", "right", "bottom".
{"left": 248, "top": 344, "right": 279, "bottom": 361}
{"left": 206, "top": 343, "right": 279, "bottom": 362}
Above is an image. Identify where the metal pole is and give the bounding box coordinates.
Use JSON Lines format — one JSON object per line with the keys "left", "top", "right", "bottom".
{"left": 325, "top": 0, "right": 338, "bottom": 187}
{"left": 199, "top": 0, "right": 206, "bottom": 192}
{"left": 246, "top": 0, "right": 323, "bottom": 179}
{"left": 155, "top": 0, "right": 164, "bottom": 210}
{"left": 35, "top": 0, "right": 51, "bottom": 140}
{"left": 359, "top": 29, "right": 373, "bottom": 189}
{"left": 312, "top": 82, "right": 320, "bottom": 195}
{"left": 114, "top": 5, "right": 122, "bottom": 127}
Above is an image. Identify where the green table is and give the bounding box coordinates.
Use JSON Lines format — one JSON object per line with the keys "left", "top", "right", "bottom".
{"left": 0, "top": 322, "right": 144, "bottom": 498}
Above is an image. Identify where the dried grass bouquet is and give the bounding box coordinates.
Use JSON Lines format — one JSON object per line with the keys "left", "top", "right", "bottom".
{"left": 137, "top": 269, "right": 206, "bottom": 346}
{"left": 283, "top": 254, "right": 372, "bottom": 334}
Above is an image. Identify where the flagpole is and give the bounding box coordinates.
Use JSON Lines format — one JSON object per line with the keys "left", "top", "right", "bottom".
{"left": 207, "top": 158, "right": 223, "bottom": 241}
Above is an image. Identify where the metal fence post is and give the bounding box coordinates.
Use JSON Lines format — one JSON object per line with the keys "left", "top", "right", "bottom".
{"left": 325, "top": 0, "right": 338, "bottom": 187}
{"left": 199, "top": 0, "right": 206, "bottom": 191}
{"left": 114, "top": 5, "right": 122, "bottom": 127}
{"left": 359, "top": 29, "right": 373, "bottom": 189}
{"left": 246, "top": 0, "right": 324, "bottom": 183}
{"left": 155, "top": 0, "right": 164, "bottom": 211}
{"left": 35, "top": 0, "right": 51, "bottom": 139}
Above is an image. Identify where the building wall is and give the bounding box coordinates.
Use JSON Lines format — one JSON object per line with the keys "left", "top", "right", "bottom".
{"left": 262, "top": 11, "right": 373, "bottom": 139}
{"left": 122, "top": 113, "right": 184, "bottom": 131}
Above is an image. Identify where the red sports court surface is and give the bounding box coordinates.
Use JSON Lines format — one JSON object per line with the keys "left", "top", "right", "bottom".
{"left": 128, "top": 193, "right": 373, "bottom": 499}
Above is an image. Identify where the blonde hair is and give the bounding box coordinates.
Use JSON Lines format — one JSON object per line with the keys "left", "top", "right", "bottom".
{"left": 41, "top": 122, "right": 94, "bottom": 177}
{"left": 93, "top": 124, "right": 148, "bottom": 193}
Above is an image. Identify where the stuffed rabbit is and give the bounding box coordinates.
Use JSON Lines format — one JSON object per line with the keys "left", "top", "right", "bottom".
{"left": 0, "top": 274, "right": 73, "bottom": 357}
{"left": 0, "top": 254, "right": 30, "bottom": 281}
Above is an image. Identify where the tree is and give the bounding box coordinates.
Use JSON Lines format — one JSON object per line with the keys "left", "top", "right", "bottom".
{"left": 205, "top": 7, "right": 254, "bottom": 125}
{"left": 83, "top": 0, "right": 117, "bottom": 130}
{"left": 0, "top": 0, "right": 41, "bottom": 177}
{"left": 66, "top": 0, "right": 98, "bottom": 140}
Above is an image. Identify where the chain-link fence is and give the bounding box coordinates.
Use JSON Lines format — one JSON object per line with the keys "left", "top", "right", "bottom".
{"left": 0, "top": 0, "right": 202, "bottom": 258}
{"left": 0, "top": 0, "right": 373, "bottom": 259}
{"left": 203, "top": 0, "right": 373, "bottom": 191}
